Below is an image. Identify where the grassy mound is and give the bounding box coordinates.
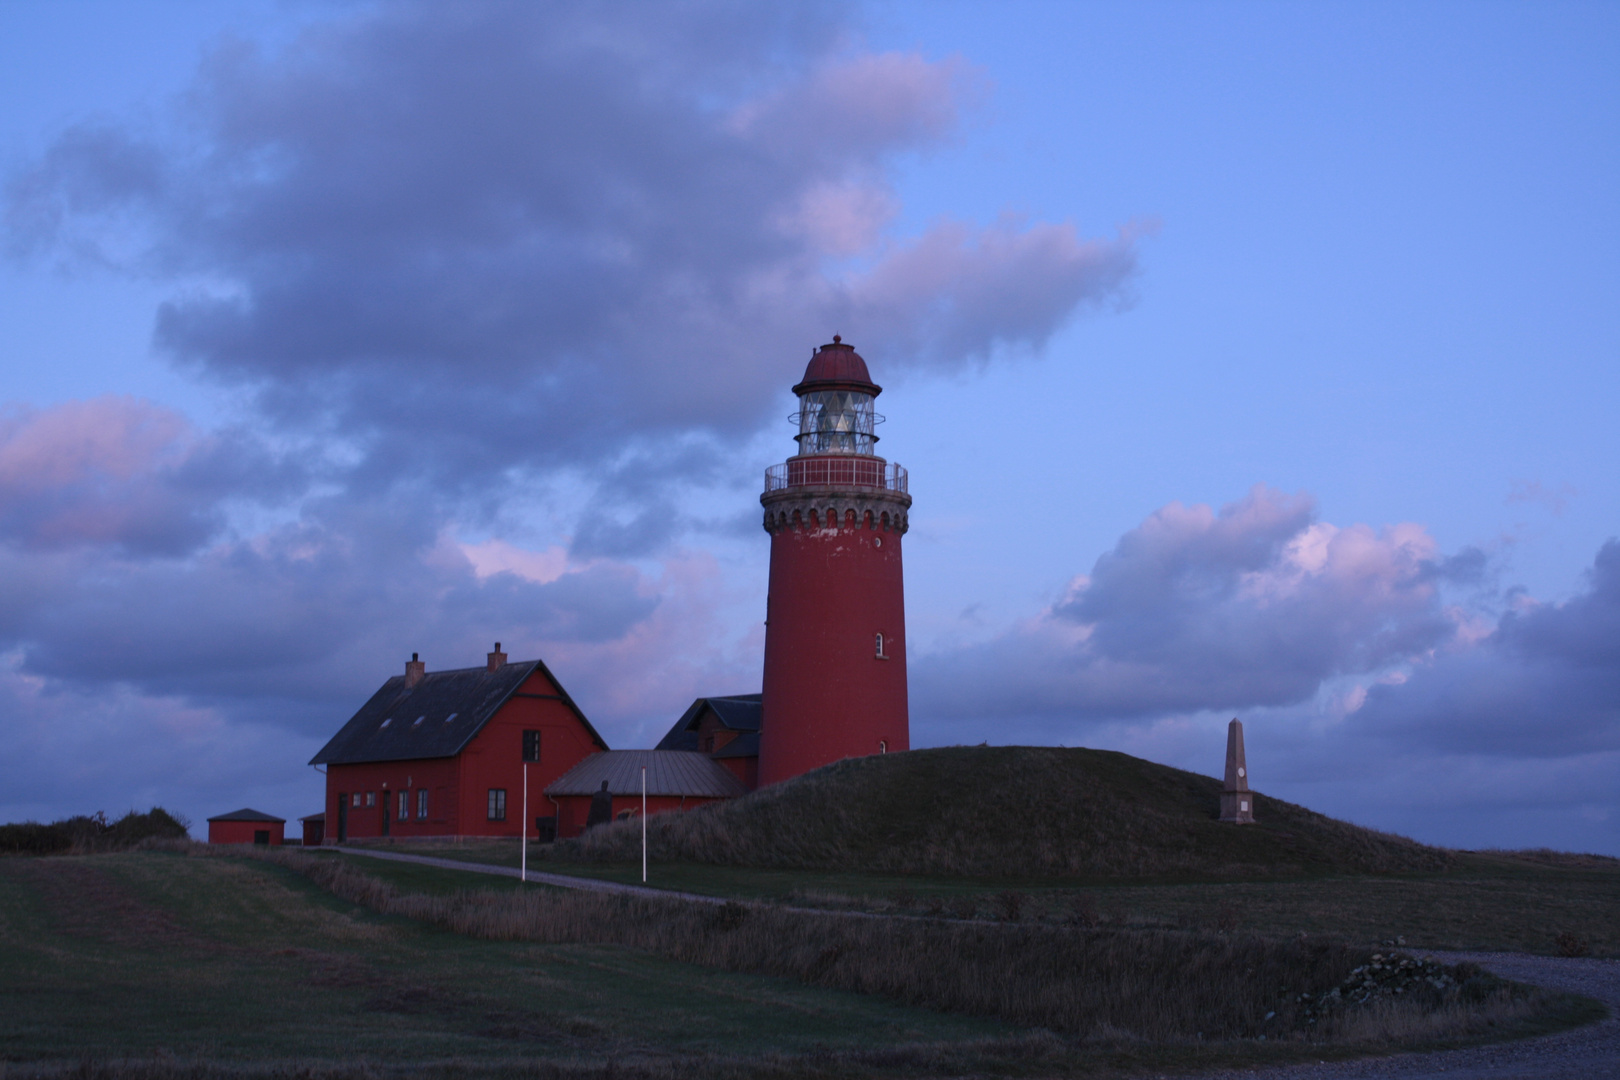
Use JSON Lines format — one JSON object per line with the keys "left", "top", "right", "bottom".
{"left": 553, "top": 745, "right": 1453, "bottom": 879}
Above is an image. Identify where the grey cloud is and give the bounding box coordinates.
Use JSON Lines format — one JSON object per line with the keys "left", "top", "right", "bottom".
{"left": 914, "top": 485, "right": 1459, "bottom": 724}
{"left": 0, "top": 397, "right": 303, "bottom": 556}
{"left": 1, "top": 495, "right": 658, "bottom": 731}
{"left": 1354, "top": 540, "right": 1620, "bottom": 757}
{"left": 7, "top": 1, "right": 1138, "bottom": 496}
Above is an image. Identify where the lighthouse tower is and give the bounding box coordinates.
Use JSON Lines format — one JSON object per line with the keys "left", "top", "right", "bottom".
{"left": 758, "top": 337, "right": 911, "bottom": 786}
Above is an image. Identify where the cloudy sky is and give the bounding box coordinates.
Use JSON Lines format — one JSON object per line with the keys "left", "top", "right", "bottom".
{"left": 1, "top": 0, "right": 1615, "bottom": 853}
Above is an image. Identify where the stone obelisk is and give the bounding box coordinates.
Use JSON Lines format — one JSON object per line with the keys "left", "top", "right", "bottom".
{"left": 1219, "top": 718, "right": 1255, "bottom": 823}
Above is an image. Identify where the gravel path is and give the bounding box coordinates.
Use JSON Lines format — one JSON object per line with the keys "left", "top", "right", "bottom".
{"left": 332, "top": 845, "right": 728, "bottom": 903}
{"left": 334, "top": 848, "right": 1616, "bottom": 1076}
{"left": 1197, "top": 951, "right": 1618, "bottom": 1080}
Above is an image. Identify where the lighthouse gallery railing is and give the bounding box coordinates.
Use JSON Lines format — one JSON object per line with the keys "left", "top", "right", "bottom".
{"left": 765, "top": 459, "right": 908, "bottom": 494}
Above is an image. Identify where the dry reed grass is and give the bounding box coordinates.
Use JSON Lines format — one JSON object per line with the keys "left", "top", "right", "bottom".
{"left": 220, "top": 846, "right": 1536, "bottom": 1047}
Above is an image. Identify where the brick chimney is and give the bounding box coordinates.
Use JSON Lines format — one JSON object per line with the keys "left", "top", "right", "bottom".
{"left": 487, "top": 641, "right": 507, "bottom": 672}
{"left": 404, "top": 652, "right": 425, "bottom": 688}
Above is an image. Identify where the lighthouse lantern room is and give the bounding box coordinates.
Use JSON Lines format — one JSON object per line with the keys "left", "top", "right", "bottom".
{"left": 758, "top": 337, "right": 912, "bottom": 786}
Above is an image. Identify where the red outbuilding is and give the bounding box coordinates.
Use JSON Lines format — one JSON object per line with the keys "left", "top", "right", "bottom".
{"left": 299, "top": 812, "right": 326, "bottom": 846}
{"left": 207, "top": 808, "right": 285, "bottom": 845}
{"left": 544, "top": 749, "right": 747, "bottom": 838}
{"left": 309, "top": 644, "right": 608, "bottom": 842}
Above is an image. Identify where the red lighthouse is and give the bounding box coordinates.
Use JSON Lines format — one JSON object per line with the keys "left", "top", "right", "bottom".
{"left": 758, "top": 337, "right": 911, "bottom": 786}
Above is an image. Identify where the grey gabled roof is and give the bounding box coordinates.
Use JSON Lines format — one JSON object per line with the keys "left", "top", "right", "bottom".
{"left": 310, "top": 658, "right": 607, "bottom": 766}
{"left": 654, "top": 693, "right": 762, "bottom": 751}
{"left": 545, "top": 750, "right": 748, "bottom": 798}
{"left": 208, "top": 808, "right": 285, "bottom": 823}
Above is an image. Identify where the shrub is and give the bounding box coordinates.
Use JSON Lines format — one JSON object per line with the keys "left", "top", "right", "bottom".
{"left": 994, "top": 890, "right": 1026, "bottom": 922}
{"left": 0, "top": 808, "right": 190, "bottom": 855}
{"left": 1555, "top": 931, "right": 1591, "bottom": 958}
{"left": 1068, "top": 893, "right": 1100, "bottom": 928}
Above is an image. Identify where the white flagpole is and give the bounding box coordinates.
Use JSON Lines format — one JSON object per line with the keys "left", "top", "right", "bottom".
{"left": 521, "top": 761, "right": 528, "bottom": 883}
{"left": 641, "top": 765, "right": 647, "bottom": 884}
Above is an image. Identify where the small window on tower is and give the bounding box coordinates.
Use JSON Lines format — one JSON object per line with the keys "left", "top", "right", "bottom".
{"left": 1240, "top": 800, "right": 1249, "bottom": 812}
{"left": 875, "top": 632, "right": 885, "bottom": 658}
{"left": 879, "top": 740, "right": 887, "bottom": 753}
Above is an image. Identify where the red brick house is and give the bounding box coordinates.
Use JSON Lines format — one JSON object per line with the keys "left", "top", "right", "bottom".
{"left": 655, "top": 694, "right": 761, "bottom": 790}
{"left": 544, "top": 749, "right": 747, "bottom": 838}
{"left": 207, "top": 808, "right": 285, "bottom": 845}
{"left": 310, "top": 644, "right": 607, "bottom": 842}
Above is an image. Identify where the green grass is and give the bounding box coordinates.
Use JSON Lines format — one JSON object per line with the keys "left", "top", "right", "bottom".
{"left": 0, "top": 851, "right": 1007, "bottom": 1064}
{"left": 541, "top": 746, "right": 1455, "bottom": 880}
{"left": 1, "top": 849, "right": 1601, "bottom": 1078}
{"left": 335, "top": 844, "right": 1620, "bottom": 958}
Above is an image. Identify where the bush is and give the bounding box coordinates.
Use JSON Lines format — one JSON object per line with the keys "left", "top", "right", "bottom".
{"left": 994, "top": 890, "right": 1026, "bottom": 922}
{"left": 1554, "top": 931, "right": 1591, "bottom": 958}
{"left": 1068, "top": 893, "right": 1101, "bottom": 928}
{"left": 0, "top": 808, "right": 190, "bottom": 855}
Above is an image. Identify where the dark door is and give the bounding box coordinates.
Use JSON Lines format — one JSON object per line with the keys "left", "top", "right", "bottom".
{"left": 381, "top": 794, "right": 390, "bottom": 837}
{"left": 337, "top": 795, "right": 348, "bottom": 842}
{"left": 253, "top": 829, "right": 270, "bottom": 845}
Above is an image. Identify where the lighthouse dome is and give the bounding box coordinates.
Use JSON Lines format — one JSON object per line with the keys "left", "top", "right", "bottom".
{"left": 793, "top": 336, "right": 881, "bottom": 396}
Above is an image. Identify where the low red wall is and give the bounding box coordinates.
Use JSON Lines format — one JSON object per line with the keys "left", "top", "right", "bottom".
{"left": 208, "top": 820, "right": 284, "bottom": 845}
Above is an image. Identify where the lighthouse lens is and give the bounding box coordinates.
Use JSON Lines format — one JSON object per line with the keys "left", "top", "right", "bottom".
{"left": 795, "top": 390, "right": 877, "bottom": 455}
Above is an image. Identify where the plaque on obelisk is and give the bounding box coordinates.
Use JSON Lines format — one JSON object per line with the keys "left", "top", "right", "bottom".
{"left": 1219, "top": 718, "right": 1255, "bottom": 823}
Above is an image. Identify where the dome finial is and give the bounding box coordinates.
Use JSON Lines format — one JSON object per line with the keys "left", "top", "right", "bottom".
{"left": 832, "top": 334, "right": 841, "bottom": 344}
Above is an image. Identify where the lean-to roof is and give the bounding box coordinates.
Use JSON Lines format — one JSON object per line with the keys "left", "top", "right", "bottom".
{"left": 545, "top": 750, "right": 747, "bottom": 799}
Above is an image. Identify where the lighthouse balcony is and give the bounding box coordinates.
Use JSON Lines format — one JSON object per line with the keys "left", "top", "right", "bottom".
{"left": 765, "top": 458, "right": 908, "bottom": 494}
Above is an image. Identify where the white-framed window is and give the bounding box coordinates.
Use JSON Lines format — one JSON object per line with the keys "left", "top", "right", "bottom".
{"left": 875, "top": 632, "right": 885, "bottom": 658}
{"left": 1240, "top": 800, "right": 1249, "bottom": 812}
{"left": 417, "top": 789, "right": 429, "bottom": 819}
{"left": 879, "top": 740, "right": 888, "bottom": 753}
{"left": 397, "top": 791, "right": 409, "bottom": 820}
{"left": 364, "top": 791, "right": 375, "bottom": 807}
{"left": 352, "top": 793, "right": 362, "bottom": 808}
{"left": 487, "top": 788, "right": 507, "bottom": 821}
